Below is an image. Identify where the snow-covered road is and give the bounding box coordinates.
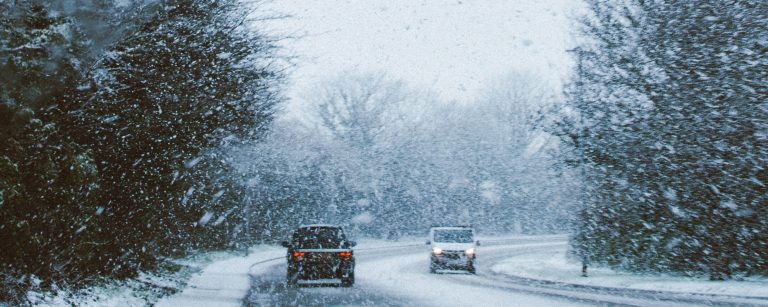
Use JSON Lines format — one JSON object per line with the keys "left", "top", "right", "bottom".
{"left": 242, "top": 237, "right": 768, "bottom": 307}
{"left": 245, "top": 237, "right": 590, "bottom": 306}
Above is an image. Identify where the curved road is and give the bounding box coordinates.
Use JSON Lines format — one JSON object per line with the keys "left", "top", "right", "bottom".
{"left": 245, "top": 238, "right": 768, "bottom": 306}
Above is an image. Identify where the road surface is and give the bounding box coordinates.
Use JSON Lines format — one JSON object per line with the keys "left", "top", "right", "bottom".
{"left": 244, "top": 237, "right": 768, "bottom": 306}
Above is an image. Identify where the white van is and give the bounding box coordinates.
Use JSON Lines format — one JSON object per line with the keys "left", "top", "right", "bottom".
{"left": 425, "top": 226, "right": 479, "bottom": 273}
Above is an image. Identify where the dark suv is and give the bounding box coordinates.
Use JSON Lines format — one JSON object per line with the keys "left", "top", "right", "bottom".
{"left": 281, "top": 225, "right": 356, "bottom": 286}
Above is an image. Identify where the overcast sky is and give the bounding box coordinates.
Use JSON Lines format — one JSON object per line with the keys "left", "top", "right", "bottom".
{"left": 262, "top": 0, "right": 582, "bottom": 115}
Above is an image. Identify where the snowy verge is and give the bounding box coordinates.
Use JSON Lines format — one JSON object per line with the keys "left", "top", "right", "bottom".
{"left": 28, "top": 271, "right": 185, "bottom": 307}
{"left": 28, "top": 252, "right": 216, "bottom": 307}
{"left": 25, "top": 245, "right": 283, "bottom": 307}
{"left": 491, "top": 245, "right": 768, "bottom": 298}
{"left": 156, "top": 245, "right": 284, "bottom": 307}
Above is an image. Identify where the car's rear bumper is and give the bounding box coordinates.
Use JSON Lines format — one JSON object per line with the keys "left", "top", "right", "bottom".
{"left": 287, "top": 251, "right": 355, "bottom": 280}
{"left": 292, "top": 264, "right": 354, "bottom": 279}
{"left": 296, "top": 278, "right": 344, "bottom": 285}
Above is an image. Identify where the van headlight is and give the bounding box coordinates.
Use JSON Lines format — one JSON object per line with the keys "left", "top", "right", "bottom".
{"left": 432, "top": 247, "right": 443, "bottom": 255}
{"left": 465, "top": 248, "right": 476, "bottom": 256}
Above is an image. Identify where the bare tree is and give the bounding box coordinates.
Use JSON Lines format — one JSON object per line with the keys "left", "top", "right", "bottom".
{"left": 310, "top": 72, "right": 410, "bottom": 149}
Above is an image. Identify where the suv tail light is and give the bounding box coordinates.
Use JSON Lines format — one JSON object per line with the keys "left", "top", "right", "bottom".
{"left": 292, "top": 251, "right": 305, "bottom": 257}
{"left": 339, "top": 251, "right": 352, "bottom": 257}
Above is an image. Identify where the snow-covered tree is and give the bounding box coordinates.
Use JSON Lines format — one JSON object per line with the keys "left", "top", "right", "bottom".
{"left": 421, "top": 72, "right": 576, "bottom": 233}
{"left": 0, "top": 2, "right": 103, "bottom": 298}
{"left": 59, "top": 0, "right": 283, "bottom": 276}
{"left": 561, "top": 0, "right": 767, "bottom": 279}
{"left": 1, "top": 2, "right": 284, "bottom": 300}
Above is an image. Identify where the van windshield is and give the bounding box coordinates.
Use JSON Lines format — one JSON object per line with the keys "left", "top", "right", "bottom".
{"left": 433, "top": 229, "right": 473, "bottom": 243}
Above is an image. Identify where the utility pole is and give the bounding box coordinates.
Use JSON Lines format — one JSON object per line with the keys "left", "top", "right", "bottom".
{"left": 244, "top": 194, "right": 251, "bottom": 256}
{"left": 567, "top": 46, "right": 591, "bottom": 278}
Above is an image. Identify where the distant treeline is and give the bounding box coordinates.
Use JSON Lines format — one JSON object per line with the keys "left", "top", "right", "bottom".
{"left": 238, "top": 71, "right": 579, "bottom": 241}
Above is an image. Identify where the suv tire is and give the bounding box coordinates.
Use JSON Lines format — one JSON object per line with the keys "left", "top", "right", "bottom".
{"left": 287, "top": 269, "right": 299, "bottom": 286}
{"left": 341, "top": 272, "right": 354, "bottom": 287}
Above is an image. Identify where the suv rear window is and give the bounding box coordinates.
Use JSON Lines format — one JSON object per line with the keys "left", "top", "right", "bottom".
{"left": 433, "top": 229, "right": 473, "bottom": 243}
{"left": 292, "top": 227, "right": 348, "bottom": 248}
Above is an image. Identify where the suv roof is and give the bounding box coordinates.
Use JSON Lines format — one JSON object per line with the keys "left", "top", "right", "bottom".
{"left": 298, "top": 224, "right": 341, "bottom": 228}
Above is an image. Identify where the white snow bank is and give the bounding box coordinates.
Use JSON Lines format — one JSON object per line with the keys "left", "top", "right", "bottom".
{"left": 31, "top": 268, "right": 192, "bottom": 307}
{"left": 29, "top": 246, "right": 283, "bottom": 307}
{"left": 491, "top": 246, "right": 768, "bottom": 298}
{"left": 156, "top": 245, "right": 283, "bottom": 307}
